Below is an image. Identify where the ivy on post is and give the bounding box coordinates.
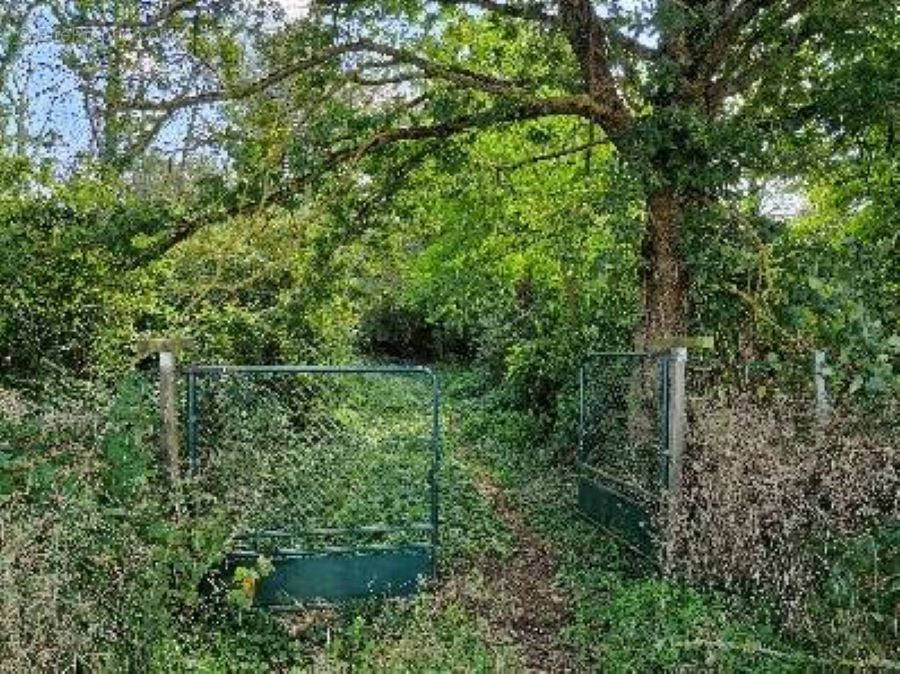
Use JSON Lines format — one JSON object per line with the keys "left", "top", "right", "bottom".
{"left": 136, "top": 336, "right": 196, "bottom": 515}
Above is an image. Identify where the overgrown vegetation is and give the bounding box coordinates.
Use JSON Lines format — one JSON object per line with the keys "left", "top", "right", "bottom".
{"left": 5, "top": 370, "right": 894, "bottom": 670}
{"left": 1, "top": 0, "right": 897, "bottom": 671}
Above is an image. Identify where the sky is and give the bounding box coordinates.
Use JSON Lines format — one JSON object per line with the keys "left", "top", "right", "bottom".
{"left": 3, "top": 0, "right": 805, "bottom": 217}
{"left": 9, "top": 2, "right": 310, "bottom": 172}
{"left": 277, "top": 0, "right": 311, "bottom": 20}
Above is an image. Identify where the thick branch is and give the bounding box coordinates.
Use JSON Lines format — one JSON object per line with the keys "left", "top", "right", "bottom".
{"left": 331, "top": 94, "right": 592, "bottom": 161}
{"left": 499, "top": 136, "right": 609, "bottom": 170}
{"left": 558, "top": 0, "right": 633, "bottom": 136}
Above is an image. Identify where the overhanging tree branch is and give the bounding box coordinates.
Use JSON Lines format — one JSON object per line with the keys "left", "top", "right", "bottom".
{"left": 117, "top": 40, "right": 371, "bottom": 112}
{"left": 499, "top": 136, "right": 610, "bottom": 171}
{"left": 328, "top": 94, "right": 593, "bottom": 162}
{"left": 146, "top": 94, "right": 594, "bottom": 260}
{"left": 118, "top": 37, "right": 536, "bottom": 113}
{"left": 558, "top": 0, "right": 633, "bottom": 136}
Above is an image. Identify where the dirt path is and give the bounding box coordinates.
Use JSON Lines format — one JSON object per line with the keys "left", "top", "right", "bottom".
{"left": 444, "top": 451, "right": 575, "bottom": 672}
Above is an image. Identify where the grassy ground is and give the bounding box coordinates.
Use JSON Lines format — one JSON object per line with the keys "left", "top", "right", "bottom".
{"left": 3, "top": 367, "right": 891, "bottom": 671}
{"left": 182, "top": 365, "right": 812, "bottom": 672}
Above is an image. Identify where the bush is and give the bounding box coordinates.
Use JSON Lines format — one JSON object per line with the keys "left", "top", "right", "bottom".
{"left": 673, "top": 388, "right": 899, "bottom": 660}
{"left": 0, "top": 376, "right": 235, "bottom": 670}
{"left": 0, "top": 167, "right": 183, "bottom": 377}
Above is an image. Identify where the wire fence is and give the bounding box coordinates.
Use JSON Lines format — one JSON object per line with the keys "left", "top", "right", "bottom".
{"left": 579, "top": 353, "right": 669, "bottom": 500}
{"left": 184, "top": 366, "right": 439, "bottom": 555}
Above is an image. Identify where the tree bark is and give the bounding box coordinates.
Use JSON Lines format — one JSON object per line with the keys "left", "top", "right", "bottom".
{"left": 638, "top": 186, "right": 689, "bottom": 348}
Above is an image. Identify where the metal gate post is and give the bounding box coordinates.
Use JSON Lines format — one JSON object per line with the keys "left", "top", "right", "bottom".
{"left": 429, "top": 368, "right": 441, "bottom": 578}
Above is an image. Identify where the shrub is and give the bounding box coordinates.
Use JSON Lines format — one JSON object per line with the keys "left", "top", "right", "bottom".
{"left": 672, "top": 388, "right": 898, "bottom": 660}
{"left": 0, "top": 376, "right": 226, "bottom": 670}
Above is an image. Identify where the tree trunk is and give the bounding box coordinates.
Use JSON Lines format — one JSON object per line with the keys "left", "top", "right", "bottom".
{"left": 625, "top": 185, "right": 689, "bottom": 488}
{"left": 638, "top": 186, "right": 689, "bottom": 348}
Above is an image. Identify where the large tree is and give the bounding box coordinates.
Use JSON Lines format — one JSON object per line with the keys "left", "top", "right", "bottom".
{"left": 62, "top": 0, "right": 898, "bottom": 344}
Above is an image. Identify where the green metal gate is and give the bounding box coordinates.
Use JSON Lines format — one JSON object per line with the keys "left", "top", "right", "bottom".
{"left": 577, "top": 352, "right": 670, "bottom": 556}
{"left": 184, "top": 365, "right": 440, "bottom": 608}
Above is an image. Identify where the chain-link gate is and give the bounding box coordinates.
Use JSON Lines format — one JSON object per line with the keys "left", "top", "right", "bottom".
{"left": 577, "top": 352, "right": 671, "bottom": 556}
{"left": 184, "top": 365, "right": 440, "bottom": 607}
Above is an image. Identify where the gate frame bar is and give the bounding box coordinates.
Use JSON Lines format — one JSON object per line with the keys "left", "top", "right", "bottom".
{"left": 577, "top": 349, "right": 687, "bottom": 559}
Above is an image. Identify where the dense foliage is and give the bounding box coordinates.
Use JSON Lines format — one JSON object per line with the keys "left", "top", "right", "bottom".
{"left": 0, "top": 0, "right": 897, "bottom": 670}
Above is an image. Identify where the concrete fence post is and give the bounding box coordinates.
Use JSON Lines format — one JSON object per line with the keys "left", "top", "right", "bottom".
{"left": 158, "top": 349, "right": 180, "bottom": 497}
{"left": 667, "top": 347, "right": 687, "bottom": 495}
{"left": 663, "top": 346, "right": 687, "bottom": 572}
{"left": 814, "top": 350, "right": 830, "bottom": 426}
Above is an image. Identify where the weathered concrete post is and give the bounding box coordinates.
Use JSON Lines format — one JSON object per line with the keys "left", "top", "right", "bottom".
{"left": 660, "top": 346, "right": 688, "bottom": 572}
{"left": 813, "top": 350, "right": 830, "bottom": 426}
{"left": 649, "top": 338, "right": 709, "bottom": 571}
{"left": 646, "top": 341, "right": 692, "bottom": 572}
{"left": 667, "top": 346, "right": 687, "bottom": 496}
{"left": 137, "top": 336, "right": 195, "bottom": 513}
{"left": 159, "top": 348, "right": 179, "bottom": 488}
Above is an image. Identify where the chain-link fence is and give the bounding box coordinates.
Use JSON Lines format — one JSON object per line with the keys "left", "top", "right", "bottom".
{"left": 577, "top": 352, "right": 670, "bottom": 555}
{"left": 184, "top": 365, "right": 440, "bottom": 560}
{"left": 579, "top": 353, "right": 669, "bottom": 498}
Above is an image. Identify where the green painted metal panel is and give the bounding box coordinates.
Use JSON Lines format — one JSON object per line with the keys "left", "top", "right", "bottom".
{"left": 227, "top": 546, "right": 432, "bottom": 608}
{"left": 577, "top": 476, "right": 655, "bottom": 557}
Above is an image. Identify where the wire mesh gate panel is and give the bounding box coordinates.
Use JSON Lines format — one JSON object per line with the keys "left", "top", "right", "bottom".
{"left": 577, "top": 353, "right": 670, "bottom": 556}
{"left": 184, "top": 365, "right": 440, "bottom": 608}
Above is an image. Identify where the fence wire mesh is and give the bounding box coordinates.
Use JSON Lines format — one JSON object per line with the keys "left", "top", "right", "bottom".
{"left": 579, "top": 353, "right": 668, "bottom": 500}
{"left": 184, "top": 366, "right": 438, "bottom": 554}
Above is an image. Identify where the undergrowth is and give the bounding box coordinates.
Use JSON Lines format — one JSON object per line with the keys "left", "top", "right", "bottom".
{"left": 443, "top": 366, "right": 898, "bottom": 671}
{"left": 1, "top": 366, "right": 896, "bottom": 671}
